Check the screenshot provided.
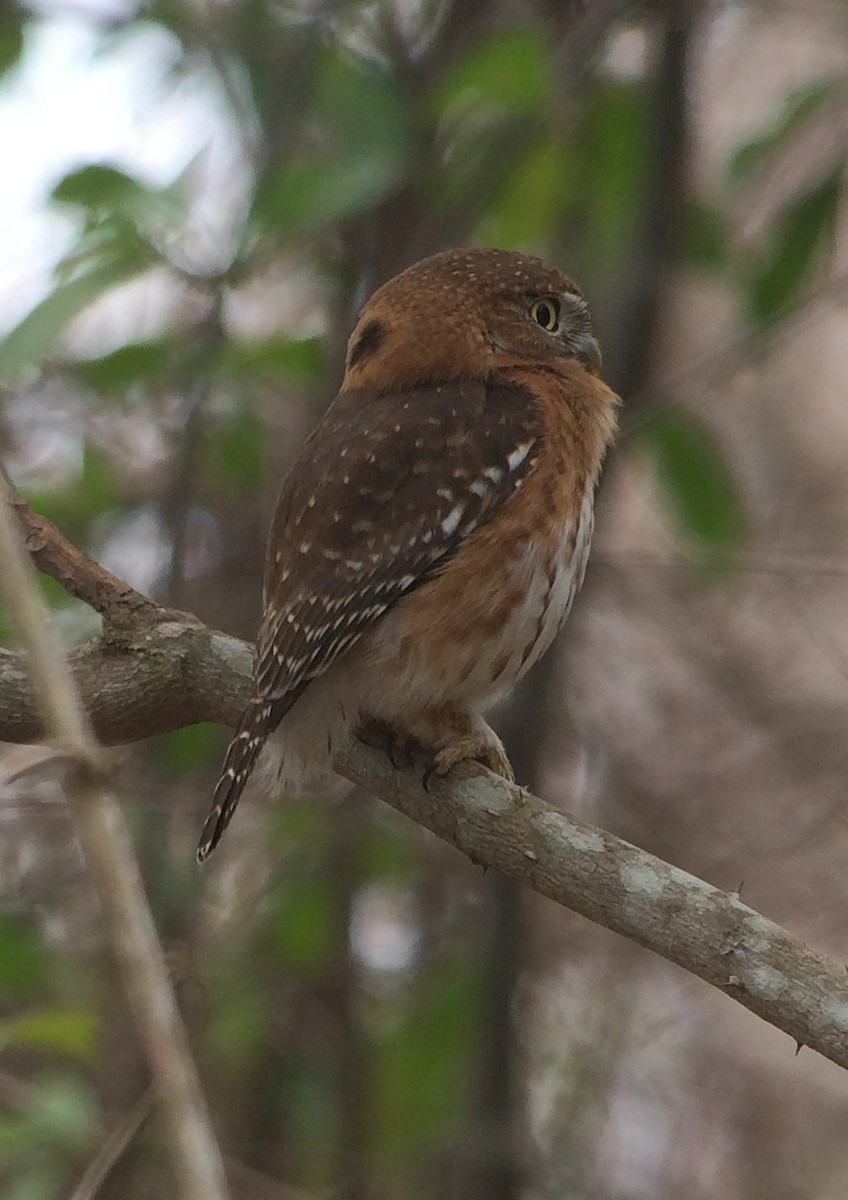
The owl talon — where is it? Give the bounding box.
[433,738,515,782]
[357,719,419,773]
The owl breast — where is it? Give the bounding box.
[261,476,595,795]
[492,479,595,692]
[361,474,595,712]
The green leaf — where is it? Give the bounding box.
[747,171,841,325]
[0,1077,98,1181]
[646,411,744,548]
[374,960,479,1162]
[360,822,417,882]
[51,163,182,228]
[75,339,173,396]
[0,914,52,994]
[53,164,145,209]
[206,986,267,1073]
[316,48,409,160]
[209,405,263,494]
[435,27,549,119]
[0,11,24,77]
[158,723,227,776]
[220,337,323,385]
[681,201,728,271]
[729,80,839,182]
[0,1011,97,1059]
[477,134,571,249]
[430,111,528,216]
[0,245,154,382]
[78,443,120,513]
[3,1164,65,1200]
[0,271,120,382]
[268,874,334,976]
[20,446,120,553]
[25,1076,99,1148]
[575,80,650,267]
[253,152,398,237]
[251,51,410,237]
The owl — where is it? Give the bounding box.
[198,248,618,860]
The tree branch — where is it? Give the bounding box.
[3,482,848,1074]
[0,624,251,745]
[337,745,848,1071]
[0,469,159,628]
[0,483,230,1200]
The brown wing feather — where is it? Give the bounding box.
[256,377,543,703]
[197,377,542,860]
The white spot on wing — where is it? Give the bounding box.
[441,504,465,537]
[507,441,534,472]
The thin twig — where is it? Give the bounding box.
[0,469,158,627]
[67,1088,154,1200]
[0,492,229,1200]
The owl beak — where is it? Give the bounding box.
[577,335,602,372]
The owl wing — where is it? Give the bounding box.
[197,376,543,860]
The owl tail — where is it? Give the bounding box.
[196,700,272,862]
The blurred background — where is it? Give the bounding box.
[2,0,848,1196]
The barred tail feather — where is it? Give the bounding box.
[196,701,272,862]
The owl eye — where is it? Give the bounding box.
[528,297,561,332]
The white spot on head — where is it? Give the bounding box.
[299,542,311,554]
[469,479,488,499]
[484,465,503,484]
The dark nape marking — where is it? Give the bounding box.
[348,320,386,369]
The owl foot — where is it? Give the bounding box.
[356,719,419,770]
[357,714,514,788]
[431,735,515,782]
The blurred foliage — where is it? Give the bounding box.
[0,7,23,78]
[645,411,744,549]
[746,169,842,325]
[251,49,412,237]
[3,0,848,1197]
